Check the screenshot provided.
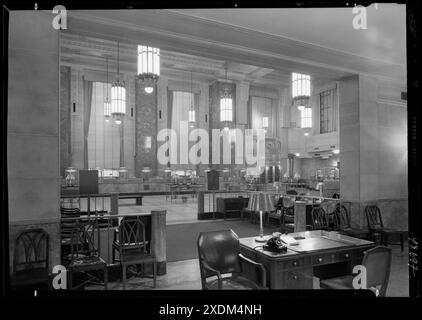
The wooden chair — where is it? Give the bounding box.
[320,246,392,297]
[311,207,329,230]
[279,196,295,233]
[67,219,108,290]
[113,216,157,289]
[11,228,50,290]
[333,205,370,239]
[266,196,284,227]
[365,205,405,252]
[60,207,81,265]
[197,229,267,290]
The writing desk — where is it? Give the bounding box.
[239,230,374,289]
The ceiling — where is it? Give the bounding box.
[171,4,406,66]
[62,5,407,88]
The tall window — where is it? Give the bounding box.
[299,107,312,128]
[320,87,337,133]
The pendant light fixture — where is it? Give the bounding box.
[137,45,160,94]
[188,71,195,128]
[220,62,232,131]
[111,41,126,125]
[104,56,111,122]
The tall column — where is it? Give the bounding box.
[339,74,379,228]
[7,11,60,272]
[135,81,158,177]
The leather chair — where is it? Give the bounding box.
[197,230,267,290]
[320,246,392,297]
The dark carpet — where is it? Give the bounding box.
[166,220,279,262]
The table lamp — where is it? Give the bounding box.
[249,192,274,242]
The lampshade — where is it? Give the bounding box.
[111,81,126,119]
[292,72,311,99]
[137,45,160,94]
[220,87,233,123]
[104,98,111,121]
[111,42,126,124]
[247,192,275,213]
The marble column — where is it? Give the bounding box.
[339,75,378,228]
[135,81,158,177]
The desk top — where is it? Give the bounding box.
[240,230,374,260]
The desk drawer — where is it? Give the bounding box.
[277,257,308,270]
[278,268,313,289]
[312,253,332,265]
[332,251,353,263]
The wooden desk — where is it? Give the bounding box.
[240,231,374,289]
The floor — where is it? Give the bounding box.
[85,195,409,296]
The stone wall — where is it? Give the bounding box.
[8,11,60,272]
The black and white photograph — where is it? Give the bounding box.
[2,0,420,310]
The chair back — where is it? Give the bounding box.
[197,230,241,281]
[68,219,100,259]
[365,205,384,229]
[118,216,147,253]
[334,205,351,230]
[282,206,295,217]
[362,246,392,297]
[311,207,329,230]
[61,207,81,238]
[13,228,49,274]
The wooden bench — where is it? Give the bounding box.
[118,193,143,205]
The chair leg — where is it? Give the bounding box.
[153,262,157,288]
[122,264,126,290]
[383,234,389,247]
[400,234,404,252]
[68,270,73,290]
[104,266,108,290]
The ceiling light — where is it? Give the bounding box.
[220,62,233,127]
[111,42,126,122]
[137,45,160,94]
